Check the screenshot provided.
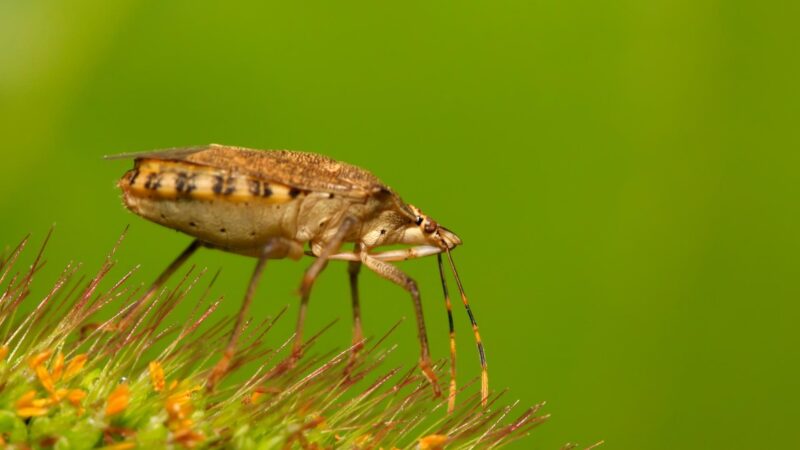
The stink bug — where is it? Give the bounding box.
[108,144,487,409]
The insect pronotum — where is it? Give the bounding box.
[108,144,488,409]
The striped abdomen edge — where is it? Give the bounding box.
[121,159,306,204]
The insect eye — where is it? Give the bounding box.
[415,216,423,225]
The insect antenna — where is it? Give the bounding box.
[445,247,489,407]
[437,253,457,414]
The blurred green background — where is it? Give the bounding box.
[1,1,797,448]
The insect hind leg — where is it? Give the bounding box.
[116,239,201,341]
[206,237,301,391]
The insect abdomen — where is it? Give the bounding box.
[119,159,309,254]
[121,159,305,203]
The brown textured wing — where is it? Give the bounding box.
[106,144,389,198]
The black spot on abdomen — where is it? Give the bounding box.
[249,180,261,196]
[175,172,188,194]
[223,176,236,195]
[212,175,224,194]
[144,172,160,190]
[128,169,140,186]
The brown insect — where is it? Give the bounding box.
[108,144,487,409]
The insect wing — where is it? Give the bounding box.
[103,146,208,162]
[106,144,384,199]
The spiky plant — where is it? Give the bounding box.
[0,229,570,449]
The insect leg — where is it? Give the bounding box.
[206,238,299,391]
[360,252,441,398]
[326,245,443,262]
[292,216,357,361]
[445,248,489,406]
[344,243,364,376]
[118,239,201,334]
[437,253,457,414]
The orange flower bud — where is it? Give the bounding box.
[16,390,37,408]
[28,349,52,369]
[419,434,448,450]
[149,361,165,392]
[63,354,88,381]
[17,406,49,418]
[35,365,55,393]
[51,352,65,381]
[106,383,130,417]
[67,389,87,407]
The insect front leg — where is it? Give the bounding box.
[360,252,442,398]
[326,245,444,262]
[206,237,302,391]
[291,216,357,362]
